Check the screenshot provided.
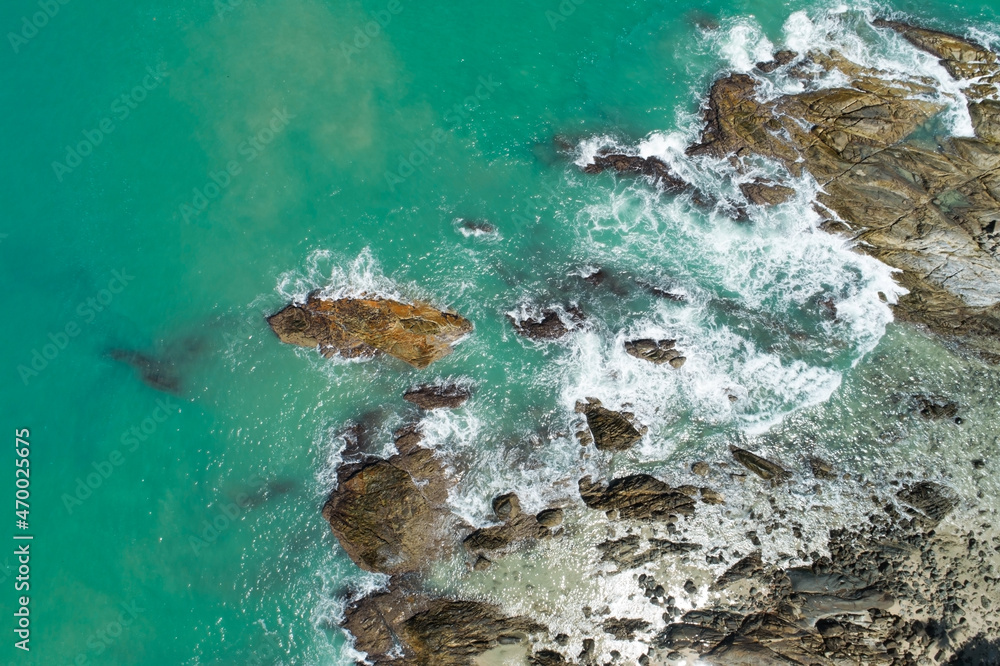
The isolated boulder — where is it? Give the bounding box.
[268,292,472,368]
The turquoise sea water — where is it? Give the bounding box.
[3,0,1000,663]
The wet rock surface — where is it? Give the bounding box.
[267,292,473,368]
[575,397,645,451]
[464,493,556,558]
[344,585,545,666]
[403,384,472,409]
[579,474,697,521]
[582,153,689,192]
[624,338,687,367]
[685,22,1000,357]
[730,446,791,483]
[321,433,456,575]
[508,306,585,340]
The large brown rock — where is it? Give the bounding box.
[685,27,1000,355]
[579,474,696,520]
[575,397,645,451]
[267,292,472,369]
[344,586,545,666]
[321,443,454,574]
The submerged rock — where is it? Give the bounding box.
[624,338,686,367]
[913,394,959,420]
[575,397,645,451]
[579,474,696,521]
[267,292,472,369]
[730,446,790,483]
[108,349,182,394]
[403,384,472,409]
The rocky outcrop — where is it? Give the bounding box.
[344,586,545,666]
[623,338,687,367]
[403,384,471,409]
[686,24,1000,356]
[321,435,455,575]
[507,306,585,340]
[463,493,557,558]
[896,481,956,525]
[579,474,697,521]
[730,446,790,483]
[739,179,796,206]
[574,397,646,451]
[583,153,689,192]
[267,292,473,368]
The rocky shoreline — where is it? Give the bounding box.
[264,17,1000,666]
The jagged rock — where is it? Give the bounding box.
[529,650,568,666]
[508,306,585,340]
[583,153,689,192]
[730,446,790,482]
[739,179,796,206]
[322,441,454,574]
[692,461,710,476]
[700,488,724,505]
[603,618,651,640]
[579,475,696,521]
[714,551,763,588]
[756,49,798,72]
[575,397,644,451]
[464,493,555,557]
[403,384,472,409]
[536,508,564,527]
[492,493,521,521]
[809,457,836,480]
[656,623,726,650]
[913,394,959,420]
[345,588,546,666]
[267,293,472,369]
[597,535,701,569]
[624,338,686,367]
[686,25,1000,356]
[897,481,956,524]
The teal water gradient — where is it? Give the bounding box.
[3,0,1000,663]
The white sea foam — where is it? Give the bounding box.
[276,247,407,304]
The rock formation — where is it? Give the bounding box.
[574,397,646,451]
[321,431,456,575]
[624,338,687,367]
[579,474,697,521]
[267,292,472,368]
[686,23,1000,357]
[403,384,472,409]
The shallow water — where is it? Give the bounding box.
[2,0,1000,663]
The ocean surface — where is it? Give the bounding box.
[2,0,1000,663]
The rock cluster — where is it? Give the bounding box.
[582,153,689,192]
[685,22,1000,356]
[463,492,560,561]
[267,292,473,368]
[623,338,686,367]
[579,474,697,521]
[508,306,586,340]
